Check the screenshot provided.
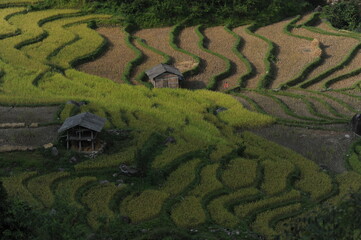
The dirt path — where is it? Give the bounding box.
[233,26,268,88]
[203,26,246,90]
[76,27,135,83]
[255,18,318,89]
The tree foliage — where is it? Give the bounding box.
[322,0,361,32]
[284,191,361,240]
[34,0,324,27]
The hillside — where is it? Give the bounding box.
[1,1,361,239]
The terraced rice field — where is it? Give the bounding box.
[2,4,361,239]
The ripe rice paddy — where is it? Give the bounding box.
[1,5,361,239]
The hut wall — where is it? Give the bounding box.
[154,73,180,88]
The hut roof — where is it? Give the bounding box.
[145,64,183,80]
[58,112,106,133]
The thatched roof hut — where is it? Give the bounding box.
[145,64,183,88]
[58,112,106,151]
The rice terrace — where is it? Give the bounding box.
[1,0,361,239]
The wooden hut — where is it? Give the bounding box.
[145,64,183,88]
[58,112,106,152]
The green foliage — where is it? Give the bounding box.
[170,196,206,228]
[285,192,361,240]
[221,158,258,189]
[322,0,361,32]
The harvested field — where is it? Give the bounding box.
[324,91,361,112]
[203,26,247,90]
[272,94,325,120]
[76,27,135,83]
[290,89,356,117]
[291,27,359,85]
[251,124,352,173]
[255,19,318,89]
[233,26,268,88]
[0,125,59,149]
[130,37,164,84]
[134,27,194,73]
[232,96,253,111]
[239,91,300,121]
[310,47,361,90]
[330,75,361,89]
[178,26,226,89]
[0,106,59,124]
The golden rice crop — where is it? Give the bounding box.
[82,183,123,229]
[234,190,301,218]
[255,19,318,89]
[1,171,40,207]
[0,7,25,36]
[120,189,169,223]
[188,163,223,199]
[26,171,70,208]
[55,176,97,208]
[261,159,295,195]
[161,158,202,195]
[207,187,260,227]
[242,131,334,201]
[50,22,109,69]
[327,171,361,205]
[251,203,301,237]
[170,196,206,227]
[23,14,109,62]
[221,158,258,189]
